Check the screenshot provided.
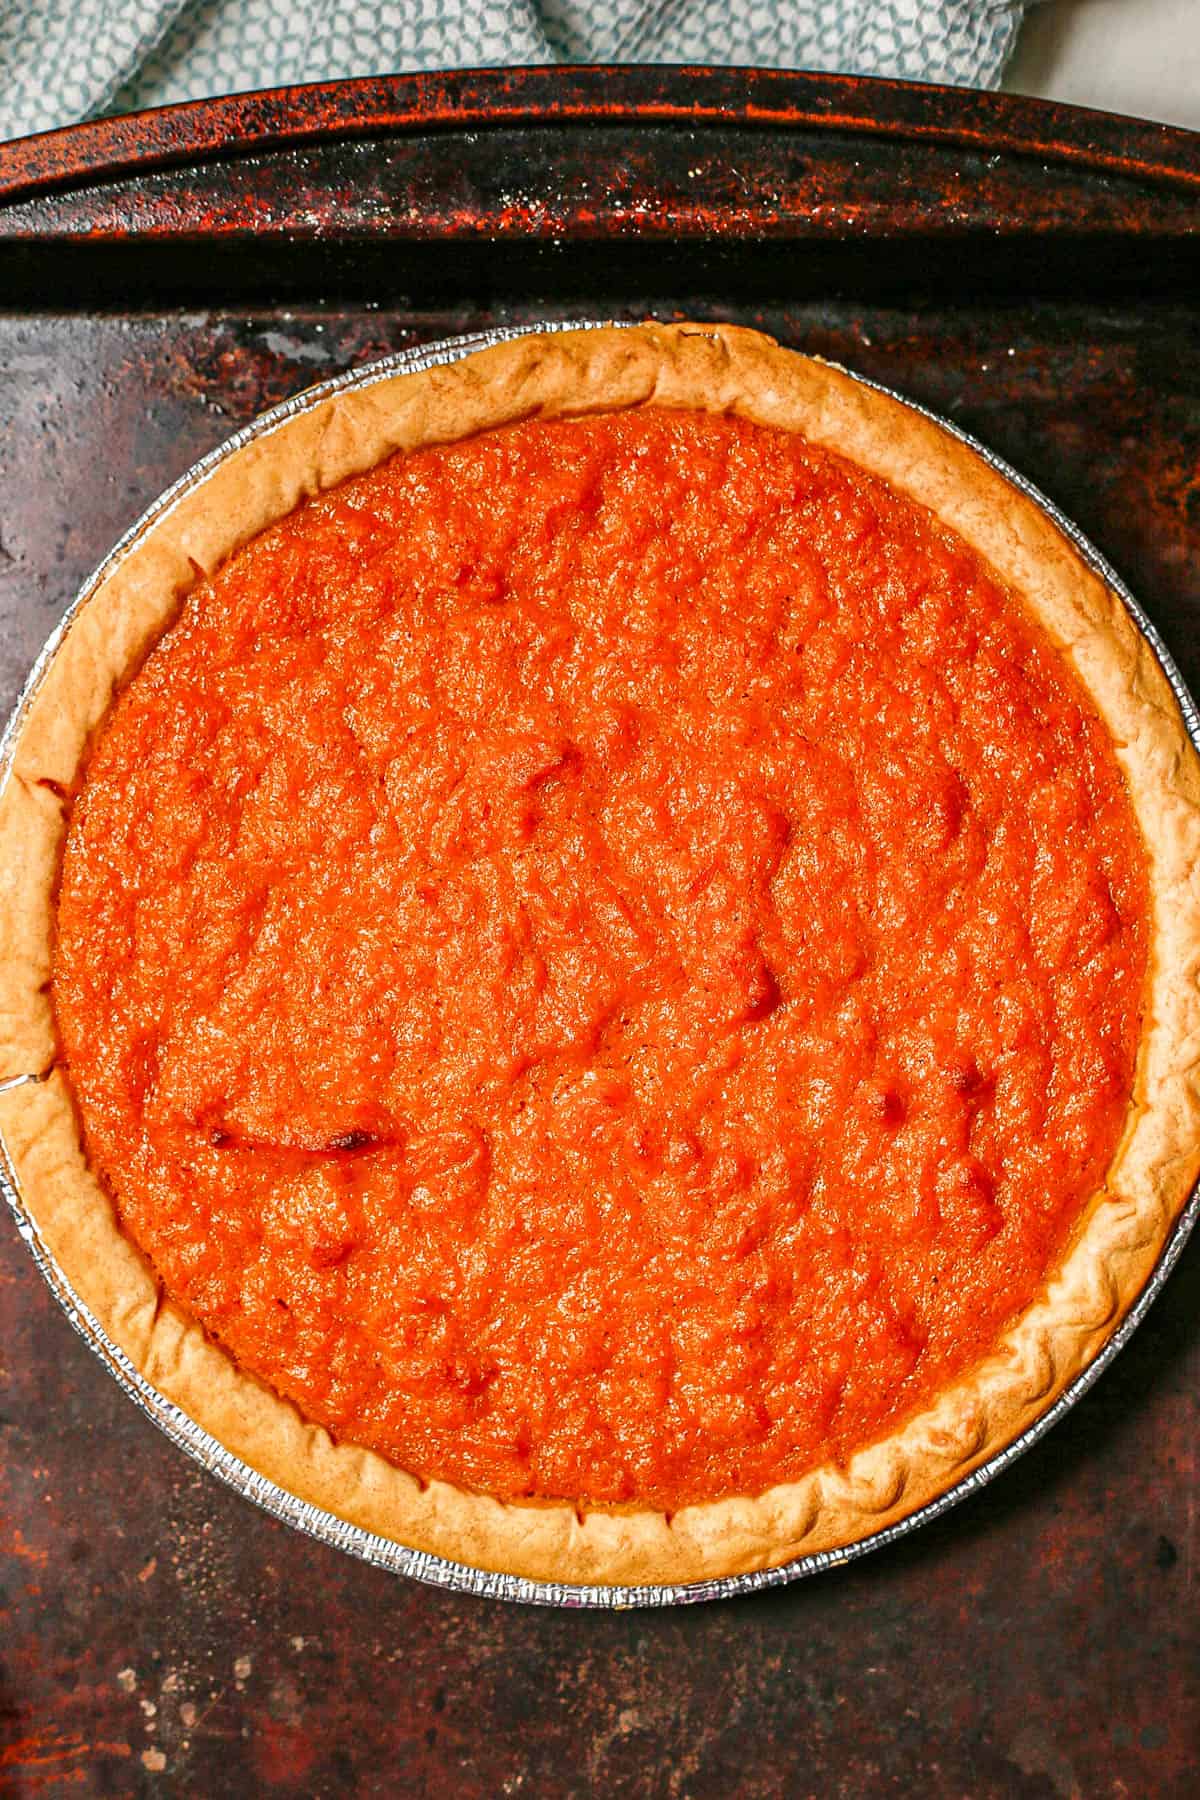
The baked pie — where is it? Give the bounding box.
[2,323,1198,1585]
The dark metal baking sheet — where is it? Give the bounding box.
[0,65,1197,1786]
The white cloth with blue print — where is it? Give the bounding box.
[0,0,1032,144]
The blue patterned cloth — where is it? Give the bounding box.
[0,1,1031,144]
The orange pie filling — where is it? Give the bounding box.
[54,409,1148,1512]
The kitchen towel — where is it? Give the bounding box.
[0,1,1032,143]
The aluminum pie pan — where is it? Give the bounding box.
[0,319,1196,1610]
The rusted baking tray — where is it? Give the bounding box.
[1,66,1198,1610]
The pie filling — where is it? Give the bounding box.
[54,408,1148,1511]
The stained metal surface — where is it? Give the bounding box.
[2,68,1198,309]
[0,70,1197,1796]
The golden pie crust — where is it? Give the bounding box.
[3,322,1199,1588]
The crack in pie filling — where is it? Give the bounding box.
[4,325,1200,1584]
